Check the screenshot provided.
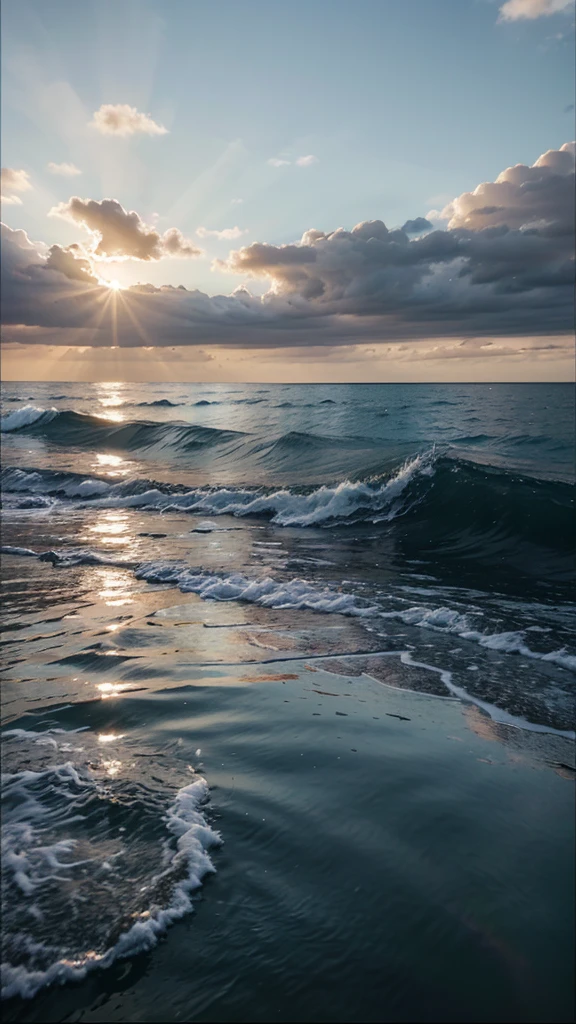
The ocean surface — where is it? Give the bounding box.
[1,382,574,1023]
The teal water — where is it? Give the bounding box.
[1,383,574,1022]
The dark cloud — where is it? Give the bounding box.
[1,143,574,352]
[401,217,433,235]
[44,244,99,283]
[49,197,202,260]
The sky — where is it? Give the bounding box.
[1,0,574,382]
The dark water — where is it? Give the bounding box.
[1,383,574,1022]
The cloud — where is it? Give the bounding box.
[498,0,573,20]
[268,155,319,168]
[196,225,247,240]
[90,103,168,137]
[402,217,433,235]
[440,141,574,231]
[231,198,243,205]
[47,162,82,176]
[49,197,201,260]
[1,168,32,204]
[44,244,99,283]
[2,143,574,354]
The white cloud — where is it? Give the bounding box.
[49,196,201,260]
[425,208,448,223]
[231,198,243,205]
[498,0,573,20]
[1,168,32,204]
[267,155,319,168]
[90,104,168,137]
[196,225,247,240]
[47,162,82,176]
[441,141,574,230]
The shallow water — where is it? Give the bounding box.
[1,383,574,1022]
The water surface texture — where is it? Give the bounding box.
[1,383,574,1023]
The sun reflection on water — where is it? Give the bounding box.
[96,682,133,699]
[95,567,133,603]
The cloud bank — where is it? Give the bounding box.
[90,104,168,136]
[2,143,574,359]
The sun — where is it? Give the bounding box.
[108,279,122,291]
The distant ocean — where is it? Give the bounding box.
[1,382,574,1023]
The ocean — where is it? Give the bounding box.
[1,382,574,1023]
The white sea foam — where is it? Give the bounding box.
[379,605,576,671]
[3,541,575,671]
[396,652,576,739]
[135,563,378,616]
[1,731,221,1000]
[2,451,432,526]
[118,451,433,526]
[0,406,57,432]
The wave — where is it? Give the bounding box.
[1,450,432,523]
[1,406,58,432]
[2,443,572,527]
[1,406,246,453]
[135,564,378,615]
[379,606,576,672]
[1,728,221,1000]
[2,451,573,579]
[134,399,183,408]
[3,544,575,678]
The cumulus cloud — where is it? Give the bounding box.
[90,103,168,137]
[1,168,32,204]
[196,225,247,240]
[498,0,573,20]
[47,162,82,176]
[402,217,433,235]
[440,142,574,232]
[2,142,574,353]
[49,197,201,260]
[296,155,319,167]
[268,158,290,167]
[44,244,99,283]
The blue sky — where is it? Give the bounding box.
[2,0,574,290]
[1,0,574,381]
